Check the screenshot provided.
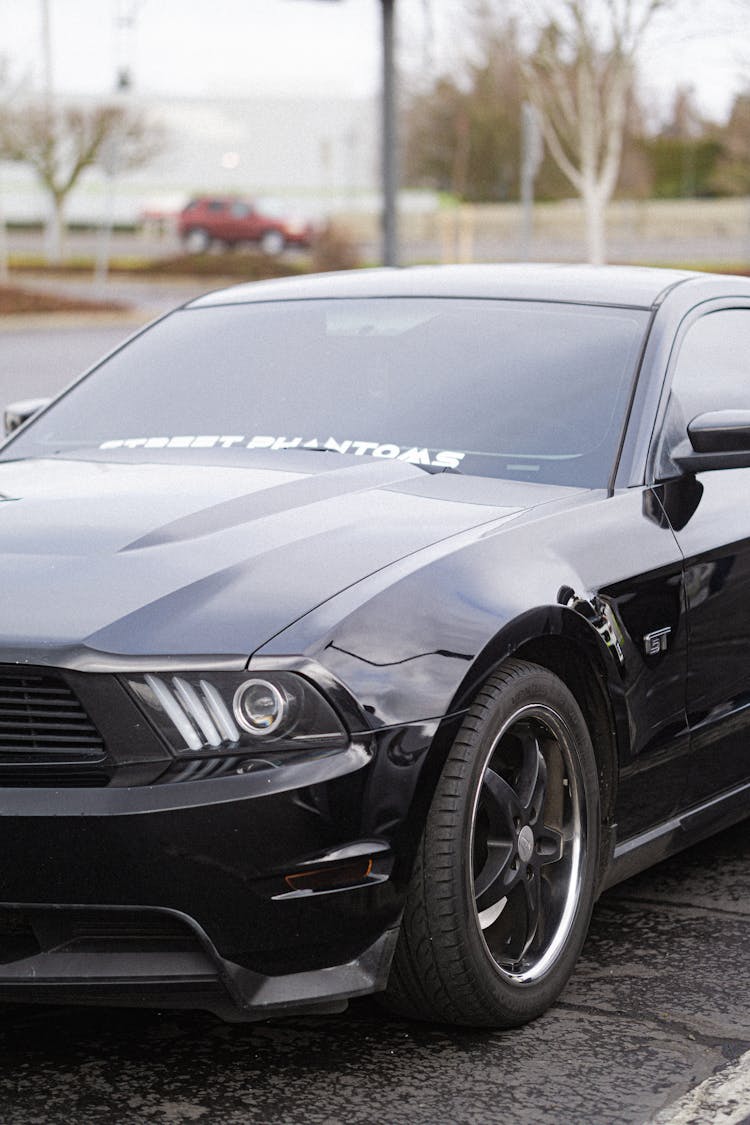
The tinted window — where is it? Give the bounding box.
[669,309,750,421]
[3,298,649,487]
[654,309,750,478]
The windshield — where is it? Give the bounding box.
[2,297,650,487]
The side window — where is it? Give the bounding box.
[655,309,750,477]
[671,309,750,420]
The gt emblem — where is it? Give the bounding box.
[644,627,671,656]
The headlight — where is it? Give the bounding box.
[125,671,347,755]
[233,679,287,735]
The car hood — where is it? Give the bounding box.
[0,455,576,661]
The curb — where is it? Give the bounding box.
[649,1049,750,1125]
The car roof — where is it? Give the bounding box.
[187,263,718,311]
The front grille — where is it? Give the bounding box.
[0,667,109,786]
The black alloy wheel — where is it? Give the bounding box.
[385,658,600,1027]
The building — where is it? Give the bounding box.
[0,93,379,227]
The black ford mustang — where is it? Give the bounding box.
[0,264,748,1028]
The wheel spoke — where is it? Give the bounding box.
[481,766,522,835]
[492,868,543,967]
[519,870,542,959]
[536,824,564,865]
[473,764,522,917]
[477,895,508,931]
[516,731,548,820]
[494,873,539,964]
[474,840,515,906]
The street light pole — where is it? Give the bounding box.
[381,0,397,267]
[292,0,399,267]
[40,0,53,107]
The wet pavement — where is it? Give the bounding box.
[0,821,746,1125]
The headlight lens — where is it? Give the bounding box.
[233,679,287,735]
[125,671,347,755]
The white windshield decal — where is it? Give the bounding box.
[98,435,466,470]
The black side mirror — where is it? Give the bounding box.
[673,410,750,473]
[4,398,51,437]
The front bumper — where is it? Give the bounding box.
[0,719,449,1020]
[0,904,399,1022]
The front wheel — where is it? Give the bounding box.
[385,659,600,1027]
[259,228,286,255]
[182,227,211,254]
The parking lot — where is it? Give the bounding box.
[0,316,748,1124]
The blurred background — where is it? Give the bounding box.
[0,0,749,316]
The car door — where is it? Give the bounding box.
[207,200,232,242]
[229,201,253,242]
[654,304,750,808]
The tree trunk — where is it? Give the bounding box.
[582,185,607,265]
[46,195,65,265]
[0,202,8,283]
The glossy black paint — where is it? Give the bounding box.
[669,468,750,806]
[688,409,750,453]
[0,264,749,1020]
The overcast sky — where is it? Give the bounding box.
[2,0,748,121]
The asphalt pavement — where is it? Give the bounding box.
[0,315,748,1124]
[0,281,196,406]
[0,322,142,406]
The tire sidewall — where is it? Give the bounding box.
[430,663,601,1024]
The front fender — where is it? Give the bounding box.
[258,543,624,735]
[446,601,623,717]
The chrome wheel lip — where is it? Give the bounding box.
[468,702,587,987]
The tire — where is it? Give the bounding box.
[183,227,211,254]
[385,658,600,1028]
[260,229,286,255]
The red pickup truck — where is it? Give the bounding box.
[178,197,314,254]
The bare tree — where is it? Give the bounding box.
[524,0,668,263]
[0,102,161,264]
[403,16,573,204]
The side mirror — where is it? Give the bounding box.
[673,410,750,473]
[4,398,51,436]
